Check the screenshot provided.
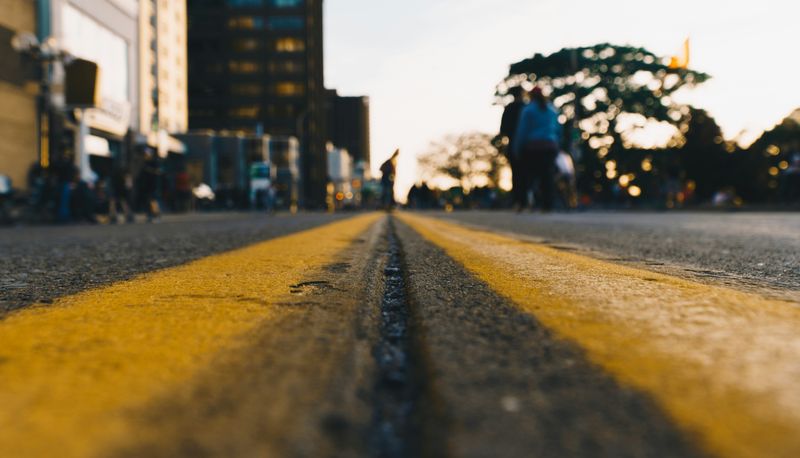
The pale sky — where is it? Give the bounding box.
[324,0,800,199]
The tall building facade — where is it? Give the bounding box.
[326,89,370,167]
[50,0,140,171]
[139,0,188,144]
[187,0,326,207]
[0,0,38,190]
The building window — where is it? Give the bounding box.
[275,37,305,52]
[275,104,297,116]
[203,62,224,75]
[227,16,264,29]
[230,83,264,96]
[232,38,260,52]
[267,16,304,30]
[228,60,261,74]
[275,82,305,97]
[271,0,303,7]
[268,60,303,74]
[190,109,214,117]
[227,0,264,6]
[229,106,260,118]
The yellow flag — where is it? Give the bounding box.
[669,37,691,69]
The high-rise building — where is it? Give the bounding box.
[325,89,370,166]
[187,0,326,207]
[140,0,189,148]
[0,0,38,190]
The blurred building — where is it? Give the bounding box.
[326,144,354,209]
[48,0,140,177]
[139,0,189,152]
[187,0,326,208]
[0,0,38,190]
[268,135,301,209]
[325,89,370,166]
[177,131,300,210]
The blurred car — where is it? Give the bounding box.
[192,183,215,210]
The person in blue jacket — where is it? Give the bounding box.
[512,86,562,211]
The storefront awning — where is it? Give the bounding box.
[85,135,110,157]
[141,131,187,157]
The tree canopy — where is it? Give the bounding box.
[418,132,507,192]
[496,43,713,202]
[498,43,710,153]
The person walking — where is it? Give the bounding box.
[499,86,526,206]
[110,168,134,223]
[512,86,562,212]
[380,149,399,211]
[139,150,162,223]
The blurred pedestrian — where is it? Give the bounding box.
[499,85,526,205]
[512,86,562,212]
[380,149,399,211]
[139,150,161,223]
[69,167,96,224]
[110,168,134,223]
[174,168,191,213]
[265,182,277,214]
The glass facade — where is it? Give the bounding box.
[226,0,304,7]
[227,16,265,29]
[188,0,326,206]
[267,17,303,30]
[275,37,305,52]
[232,38,261,52]
[228,60,261,74]
[275,82,305,97]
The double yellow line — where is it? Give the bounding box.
[2,212,798,458]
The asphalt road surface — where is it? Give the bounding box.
[438,210,800,298]
[0,212,351,314]
[0,210,798,458]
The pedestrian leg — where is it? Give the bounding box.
[514,153,533,210]
[534,149,558,212]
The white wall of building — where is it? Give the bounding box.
[52,0,139,134]
[156,0,187,134]
[140,0,187,140]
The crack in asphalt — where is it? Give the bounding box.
[369,219,446,458]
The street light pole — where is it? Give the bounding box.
[74,109,92,182]
[11,33,71,172]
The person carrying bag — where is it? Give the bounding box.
[512,86,562,212]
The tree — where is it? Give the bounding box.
[740,109,800,202]
[498,43,710,198]
[679,108,732,201]
[418,132,508,192]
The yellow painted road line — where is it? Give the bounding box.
[399,213,800,458]
[0,213,380,458]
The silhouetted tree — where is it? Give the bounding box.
[741,109,800,202]
[418,132,508,192]
[679,108,732,201]
[498,43,710,199]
